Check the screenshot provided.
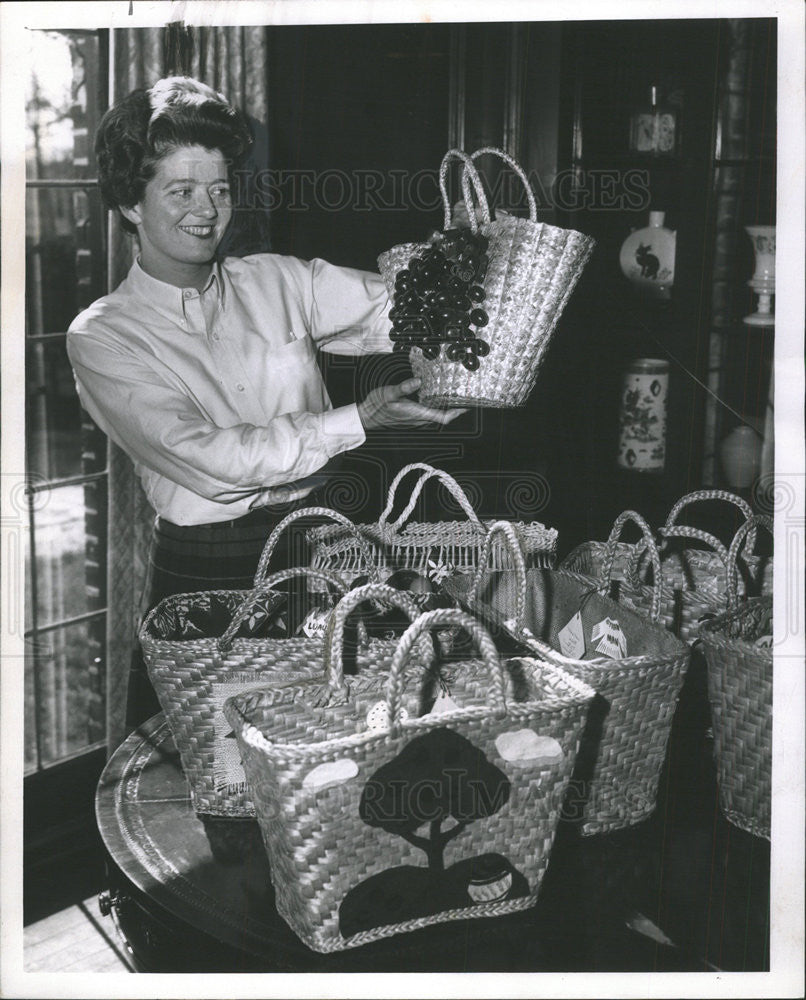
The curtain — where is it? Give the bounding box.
[105,24,270,753]
[701,19,776,488]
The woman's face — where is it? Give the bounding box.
[121,144,232,284]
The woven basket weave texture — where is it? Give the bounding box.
[443,518,691,836]
[377,147,594,409]
[224,608,594,952]
[697,598,772,839]
[562,490,773,642]
[307,463,557,590]
[696,515,774,840]
[140,573,428,816]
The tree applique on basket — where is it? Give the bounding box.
[338,726,529,938]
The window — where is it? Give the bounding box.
[25,29,109,774]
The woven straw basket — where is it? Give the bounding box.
[139,508,429,817]
[223,600,595,953]
[444,517,691,836]
[562,490,774,642]
[377,147,595,408]
[307,463,557,590]
[697,516,773,840]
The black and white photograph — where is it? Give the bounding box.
[1,0,803,996]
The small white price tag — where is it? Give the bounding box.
[429,693,461,715]
[558,612,585,659]
[591,617,628,659]
[299,606,331,639]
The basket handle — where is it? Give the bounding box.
[386,608,506,732]
[664,489,757,552]
[377,463,485,536]
[726,514,773,609]
[253,505,381,588]
[464,146,538,223]
[469,520,528,626]
[439,149,492,233]
[627,525,730,589]
[323,583,437,695]
[601,511,663,622]
[218,566,353,653]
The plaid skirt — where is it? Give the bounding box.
[128,497,316,732]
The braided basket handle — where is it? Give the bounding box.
[439,149,492,233]
[726,514,773,609]
[664,489,757,552]
[378,463,485,535]
[386,609,505,731]
[465,147,538,222]
[628,524,730,588]
[602,510,663,622]
[469,520,527,626]
[324,583,437,695]
[253,506,380,588]
[218,566,352,653]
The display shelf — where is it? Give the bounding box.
[535,18,775,528]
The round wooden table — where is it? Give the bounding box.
[95,715,556,973]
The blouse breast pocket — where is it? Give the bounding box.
[261,331,328,414]
[266,330,317,366]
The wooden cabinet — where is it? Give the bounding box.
[525,18,775,548]
[261,18,776,552]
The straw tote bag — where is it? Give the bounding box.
[139,508,425,816]
[307,462,557,590]
[443,516,691,835]
[563,490,773,641]
[697,515,774,840]
[377,147,595,408]
[223,595,595,952]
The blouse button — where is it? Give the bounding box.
[182,290,193,299]
[212,333,220,341]
[236,383,245,392]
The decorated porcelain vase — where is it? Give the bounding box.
[617,358,670,473]
[619,211,676,300]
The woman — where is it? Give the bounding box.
[67,76,464,727]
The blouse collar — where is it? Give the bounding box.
[127,257,222,316]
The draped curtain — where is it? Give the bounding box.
[701,19,776,488]
[105,24,270,753]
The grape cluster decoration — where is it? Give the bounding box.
[389,228,491,371]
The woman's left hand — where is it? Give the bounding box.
[357,378,468,431]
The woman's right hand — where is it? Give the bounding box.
[357,377,467,431]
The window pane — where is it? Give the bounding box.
[25,648,38,774]
[26,337,107,481]
[28,617,106,767]
[28,481,108,629]
[26,185,106,335]
[26,30,102,182]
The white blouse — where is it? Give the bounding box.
[67,253,392,525]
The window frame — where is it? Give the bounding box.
[24,28,110,867]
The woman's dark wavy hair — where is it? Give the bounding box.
[96,81,252,233]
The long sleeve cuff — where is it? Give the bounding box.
[320,403,366,454]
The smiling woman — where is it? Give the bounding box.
[120,145,233,289]
[65,76,464,729]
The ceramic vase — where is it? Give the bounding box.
[628,86,678,156]
[719,425,763,488]
[619,211,676,300]
[743,225,776,327]
[617,358,670,473]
